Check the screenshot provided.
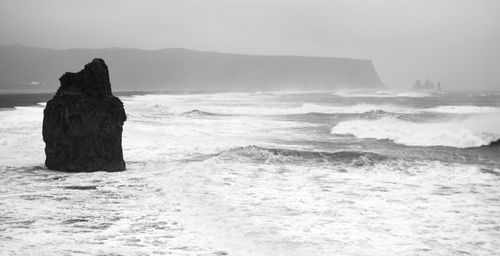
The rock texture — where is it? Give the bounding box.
[43,58,126,172]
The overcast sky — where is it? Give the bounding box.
[1,0,499,89]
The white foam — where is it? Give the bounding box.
[155,158,500,256]
[198,103,415,115]
[124,94,417,115]
[128,94,500,116]
[331,114,500,148]
[472,92,500,97]
[292,103,414,115]
[334,90,432,98]
[0,106,45,166]
[2,92,500,256]
[422,105,499,114]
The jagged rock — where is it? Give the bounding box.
[42,58,126,172]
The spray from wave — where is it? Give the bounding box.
[334,90,433,98]
[331,113,500,148]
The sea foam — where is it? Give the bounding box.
[331,114,500,148]
[422,105,499,114]
[334,90,433,98]
[2,91,500,256]
[134,101,416,116]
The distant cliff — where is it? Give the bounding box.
[0,45,384,92]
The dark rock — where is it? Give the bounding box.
[42,58,126,172]
[413,78,437,91]
[489,139,500,147]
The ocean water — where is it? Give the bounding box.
[1,90,500,256]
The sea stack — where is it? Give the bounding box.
[42,58,126,172]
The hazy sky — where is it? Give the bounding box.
[1,0,499,89]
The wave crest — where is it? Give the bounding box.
[331,115,500,148]
[172,103,416,116]
[180,109,219,117]
[214,146,388,166]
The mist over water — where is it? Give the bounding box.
[1,90,500,255]
[2,0,500,90]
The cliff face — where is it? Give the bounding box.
[43,58,126,172]
[0,45,384,91]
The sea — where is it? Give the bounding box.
[0,90,499,256]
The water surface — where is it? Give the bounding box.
[1,90,499,255]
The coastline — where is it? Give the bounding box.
[0,91,151,109]
[0,93,54,109]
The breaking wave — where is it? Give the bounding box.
[213,145,388,166]
[356,110,412,120]
[127,94,499,117]
[176,104,499,117]
[334,90,433,98]
[169,103,418,116]
[331,114,500,148]
[176,104,497,117]
[180,109,219,117]
[290,103,414,115]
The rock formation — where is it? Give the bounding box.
[413,78,440,91]
[0,45,384,91]
[42,58,126,172]
[489,139,500,147]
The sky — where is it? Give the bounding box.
[1,0,499,90]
